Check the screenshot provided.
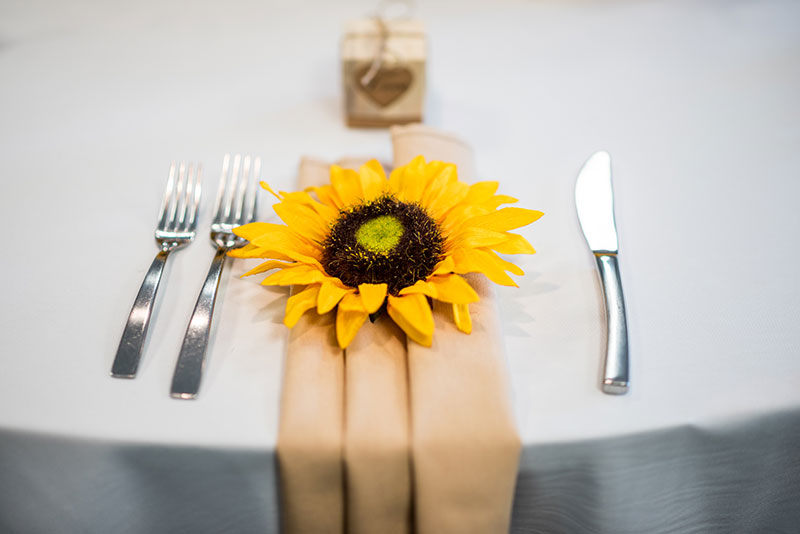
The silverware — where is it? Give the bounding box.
[111,162,203,378]
[170,154,260,399]
[575,151,630,395]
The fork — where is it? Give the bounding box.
[170,154,260,399]
[111,162,203,378]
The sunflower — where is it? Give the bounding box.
[230,156,542,348]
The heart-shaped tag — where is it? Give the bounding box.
[354,64,413,108]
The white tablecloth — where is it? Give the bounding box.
[1,0,799,532]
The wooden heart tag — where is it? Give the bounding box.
[354,64,413,108]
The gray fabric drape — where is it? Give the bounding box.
[2,408,799,533]
[511,408,800,534]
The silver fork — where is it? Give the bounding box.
[170,154,260,399]
[111,162,203,378]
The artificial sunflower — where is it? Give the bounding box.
[230,156,543,348]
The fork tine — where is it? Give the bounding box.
[176,162,194,230]
[187,164,202,232]
[213,154,231,224]
[233,155,251,225]
[157,162,177,230]
[244,156,261,224]
[223,154,242,224]
[168,162,187,230]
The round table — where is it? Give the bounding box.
[1,0,798,532]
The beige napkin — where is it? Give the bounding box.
[336,157,413,534]
[393,124,521,533]
[344,316,412,534]
[277,158,412,534]
[277,159,345,534]
[277,127,520,533]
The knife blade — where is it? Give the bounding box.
[575,151,629,395]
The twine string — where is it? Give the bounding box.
[359,0,414,88]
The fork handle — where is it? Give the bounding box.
[111,249,170,378]
[171,248,227,399]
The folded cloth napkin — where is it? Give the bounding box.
[333,157,414,534]
[345,315,412,534]
[277,159,346,534]
[276,126,521,534]
[393,125,521,533]
[277,157,412,534]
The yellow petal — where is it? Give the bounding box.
[336,292,368,348]
[359,160,387,201]
[307,184,344,210]
[441,203,492,236]
[481,194,518,210]
[387,166,403,196]
[252,245,322,267]
[262,264,326,286]
[387,293,434,347]
[421,162,457,208]
[228,243,280,259]
[432,256,456,275]
[388,155,427,202]
[279,191,339,223]
[358,283,388,313]
[452,227,510,249]
[486,249,525,276]
[452,303,472,334]
[451,248,518,287]
[284,285,320,328]
[272,202,329,243]
[317,281,352,314]
[233,222,282,241]
[230,233,321,265]
[251,227,321,259]
[241,259,293,277]
[465,207,543,233]
[259,181,282,200]
[462,181,498,204]
[427,274,480,304]
[338,291,366,312]
[277,191,311,203]
[428,180,469,220]
[398,279,438,298]
[330,165,363,205]
[491,233,536,255]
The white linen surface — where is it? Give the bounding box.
[1,0,799,532]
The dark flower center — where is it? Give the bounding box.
[320,195,444,295]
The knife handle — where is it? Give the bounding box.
[595,253,629,395]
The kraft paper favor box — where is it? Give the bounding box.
[342,18,426,128]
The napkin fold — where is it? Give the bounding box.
[276,127,520,534]
[393,125,521,533]
[278,158,412,534]
[277,159,345,534]
[335,158,413,534]
[344,316,412,534]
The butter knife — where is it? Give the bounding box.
[575,151,629,395]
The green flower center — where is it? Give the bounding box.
[321,195,444,295]
[355,215,404,254]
